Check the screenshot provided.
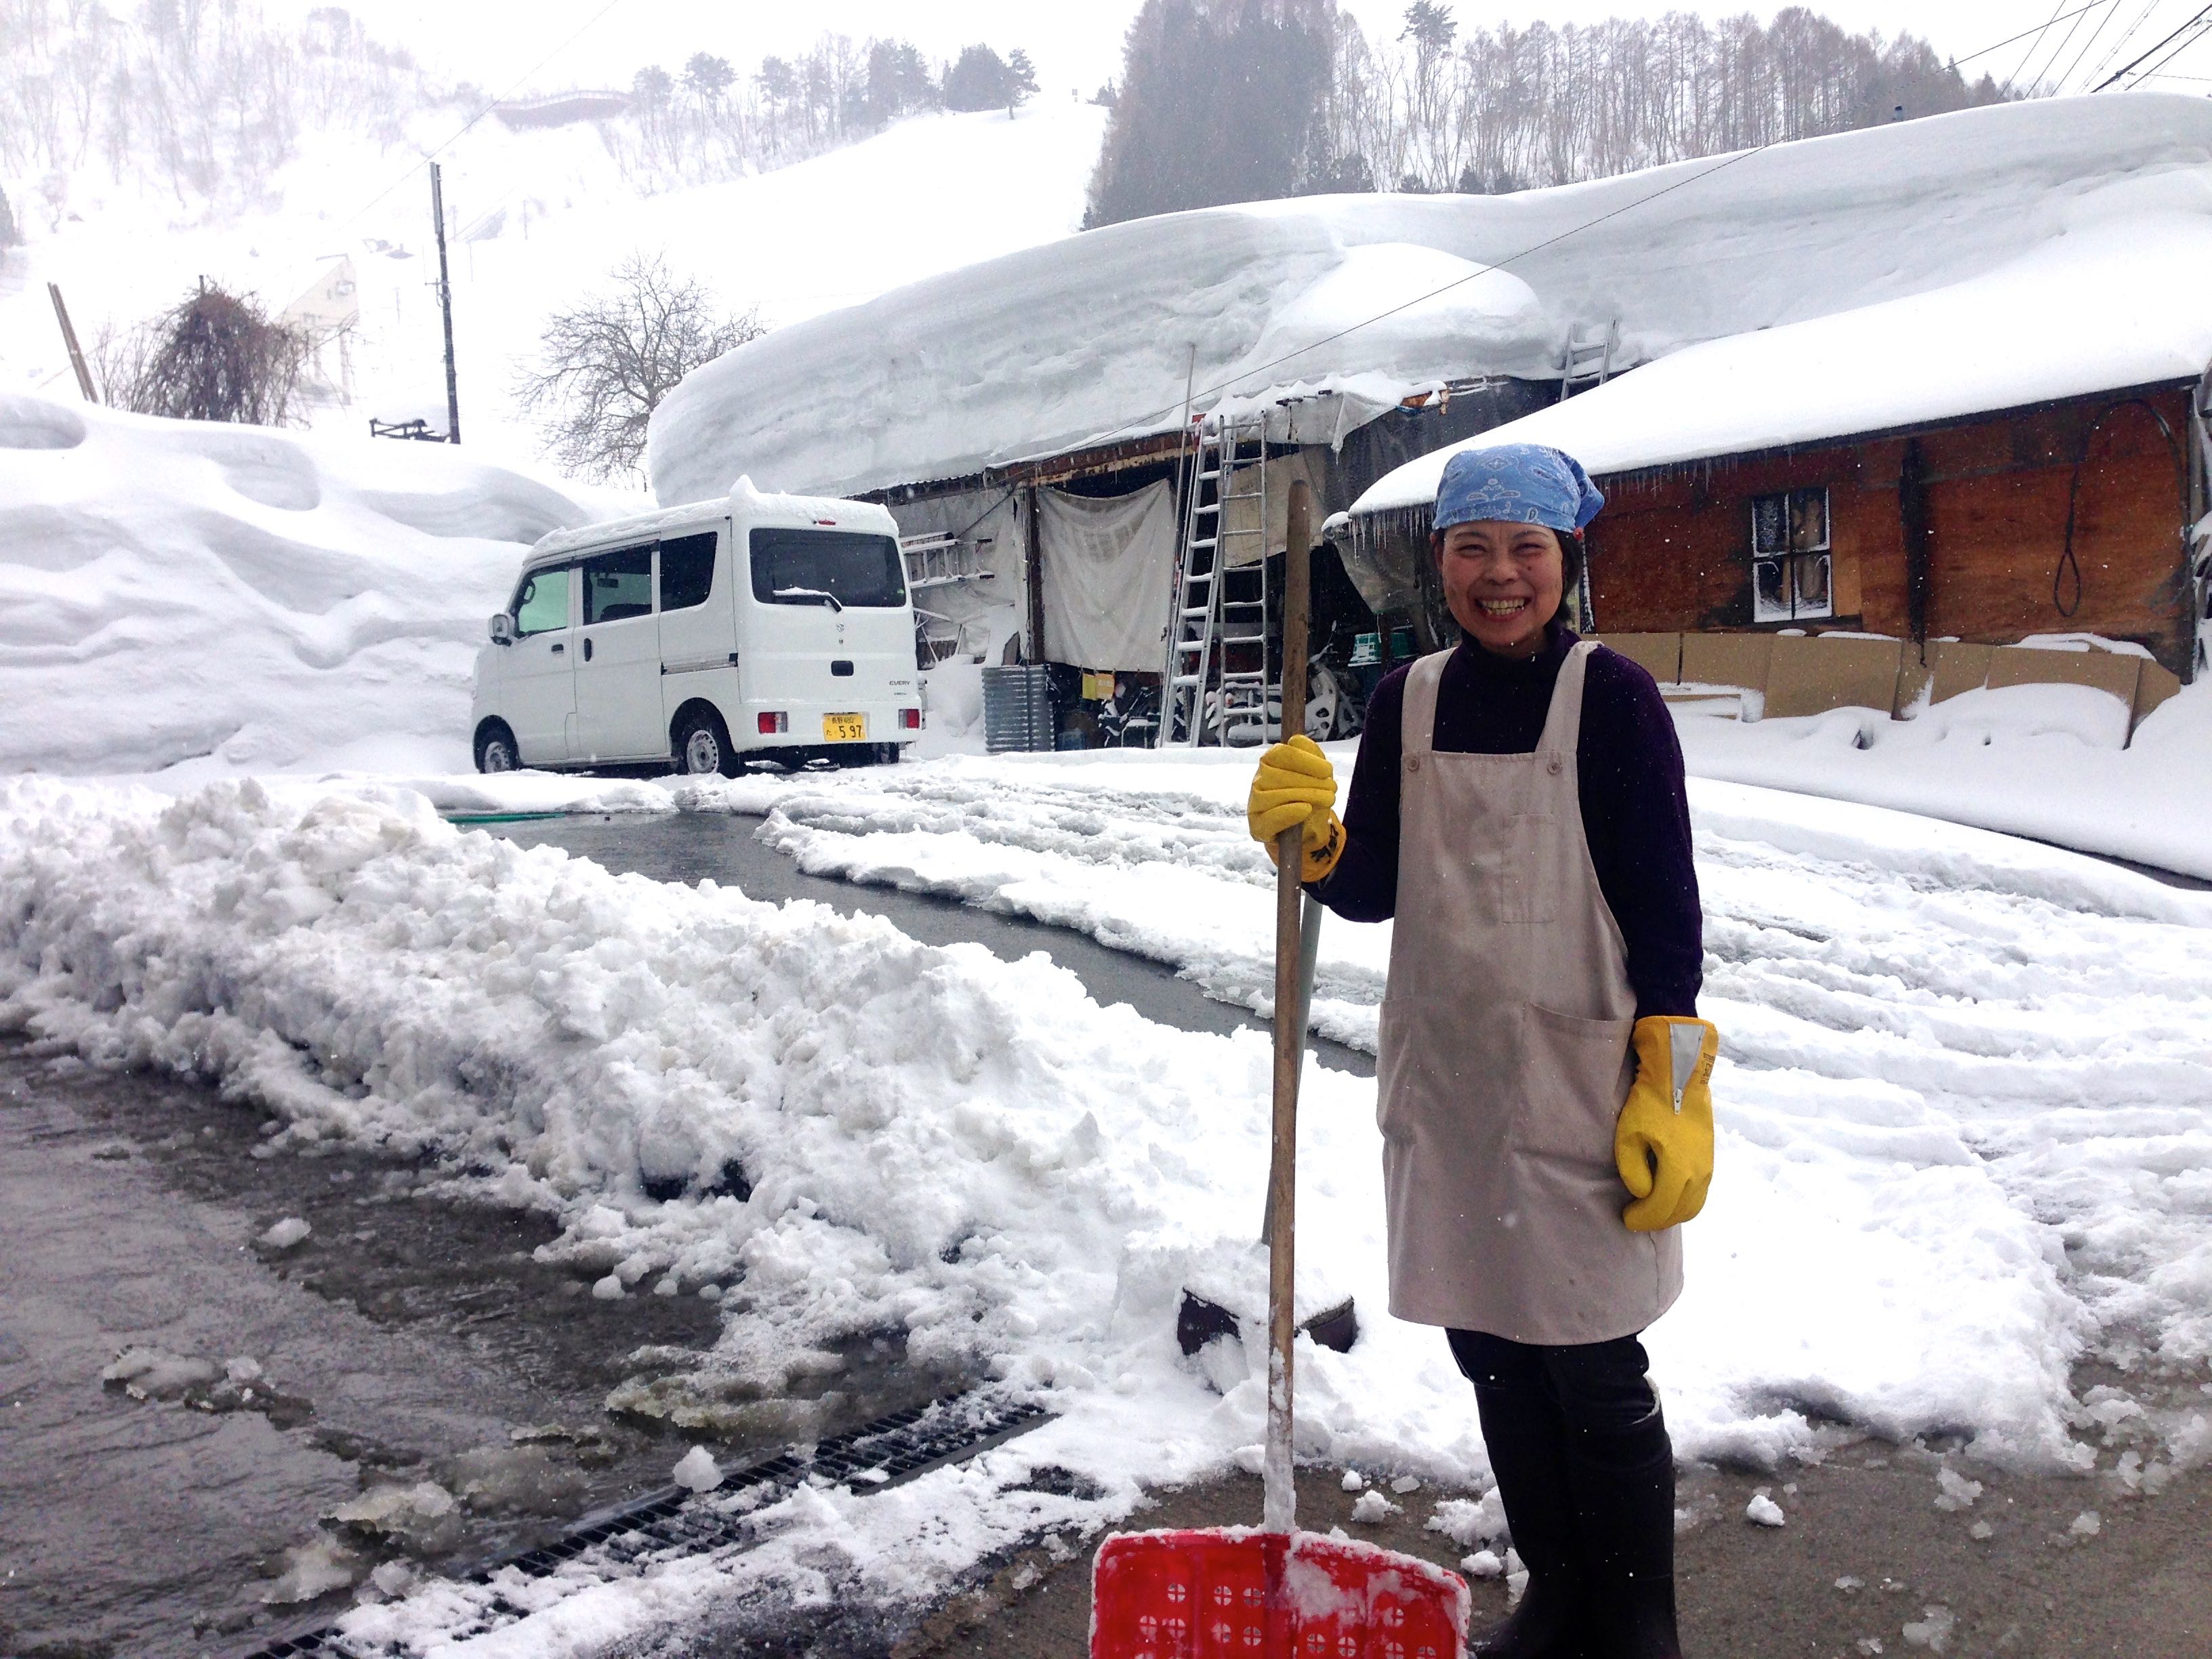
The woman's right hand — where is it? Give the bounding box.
[1248,735,1346,881]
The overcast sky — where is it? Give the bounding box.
[317,1,2212,105]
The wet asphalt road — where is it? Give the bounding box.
[2,810,1370,1659]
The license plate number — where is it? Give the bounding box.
[823,713,867,742]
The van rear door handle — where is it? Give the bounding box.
[583,637,594,662]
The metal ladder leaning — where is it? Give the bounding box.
[1162,411,1272,745]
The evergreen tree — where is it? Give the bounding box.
[1086,0,1337,228]
[1007,48,1040,110]
[942,44,1014,112]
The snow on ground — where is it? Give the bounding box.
[0,393,617,777]
[4,750,2209,1646]
[1671,681,2212,883]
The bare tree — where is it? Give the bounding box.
[515,253,764,483]
[98,280,311,423]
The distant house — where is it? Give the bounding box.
[653,95,2212,739]
[1347,112,2212,708]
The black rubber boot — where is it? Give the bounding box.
[1565,1401,1682,1659]
[1468,1379,1595,1659]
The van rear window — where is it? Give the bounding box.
[749,528,906,609]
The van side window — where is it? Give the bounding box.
[583,546,653,624]
[659,532,717,612]
[512,568,571,636]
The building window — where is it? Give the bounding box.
[1750,487,1834,622]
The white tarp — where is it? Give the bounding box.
[1038,481,1176,671]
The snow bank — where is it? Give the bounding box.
[1673,681,2212,882]
[602,756,2212,1461]
[653,95,2212,504]
[0,394,607,777]
[6,761,2209,1642]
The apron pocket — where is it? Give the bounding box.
[1514,1002,1635,1166]
[1496,813,1563,924]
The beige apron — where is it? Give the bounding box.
[1376,642,1681,1345]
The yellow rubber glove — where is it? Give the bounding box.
[1246,735,1347,883]
[1614,1015,1719,1233]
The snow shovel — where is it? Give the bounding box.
[1091,482,1470,1658]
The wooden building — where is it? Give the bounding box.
[1584,381,2200,678]
[1346,290,2212,696]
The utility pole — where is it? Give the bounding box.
[430,162,461,444]
[47,283,96,402]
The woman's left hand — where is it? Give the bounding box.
[1614,1016,1719,1231]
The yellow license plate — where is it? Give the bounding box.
[823,712,868,743]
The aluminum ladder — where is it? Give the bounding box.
[1162,411,1273,745]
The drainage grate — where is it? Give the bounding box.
[239,1389,1050,1659]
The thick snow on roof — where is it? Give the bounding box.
[653,95,2212,507]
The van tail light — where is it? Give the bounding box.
[899,708,922,731]
[758,711,787,735]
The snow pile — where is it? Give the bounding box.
[663,753,2212,1452]
[0,394,608,777]
[653,95,2212,504]
[1673,680,2212,882]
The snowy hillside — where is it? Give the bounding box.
[0,393,611,776]
[3,102,1106,478]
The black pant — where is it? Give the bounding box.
[1448,1328,1681,1658]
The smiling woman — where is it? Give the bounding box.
[1246,440,1711,1659]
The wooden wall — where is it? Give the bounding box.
[1585,384,2196,675]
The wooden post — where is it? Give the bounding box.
[1023,481,1045,665]
[1262,478,1313,1537]
[1900,437,1931,655]
[430,163,461,444]
[47,284,96,403]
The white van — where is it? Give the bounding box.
[471,478,921,776]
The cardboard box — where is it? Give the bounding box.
[1679,632,1776,692]
[1764,634,1905,720]
[1985,644,2143,707]
[1591,632,1682,684]
[2132,660,2182,735]
[1927,641,1995,704]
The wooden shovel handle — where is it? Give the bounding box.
[1263,480,1313,1535]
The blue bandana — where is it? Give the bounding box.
[1433,443,1604,537]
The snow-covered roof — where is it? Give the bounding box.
[652,95,2212,508]
[525,476,895,566]
[1352,173,2212,516]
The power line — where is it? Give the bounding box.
[2091,1,2212,88]
[2129,8,2212,77]
[2003,3,2074,95]
[1952,3,2108,66]
[2051,0,2128,91]
[2082,0,2165,83]
[2028,0,2114,91]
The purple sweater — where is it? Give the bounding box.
[1312,624,1703,1020]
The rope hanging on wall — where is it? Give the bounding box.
[2057,397,2184,619]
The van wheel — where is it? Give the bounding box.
[476,722,519,773]
[675,709,739,778]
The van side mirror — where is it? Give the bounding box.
[489,613,515,644]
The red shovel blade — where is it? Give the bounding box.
[1091,1526,1469,1658]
